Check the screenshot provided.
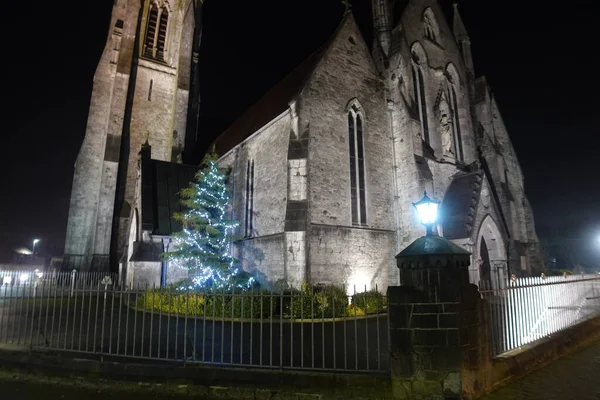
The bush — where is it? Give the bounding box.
[346,303,365,317]
[137,288,275,319]
[286,282,348,319]
[351,290,387,314]
[137,283,386,320]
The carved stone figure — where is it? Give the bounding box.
[439,98,454,156]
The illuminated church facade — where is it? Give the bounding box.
[64,0,543,291]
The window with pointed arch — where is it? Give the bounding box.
[446,64,464,161]
[423,8,440,44]
[347,103,367,225]
[144,1,169,61]
[412,64,430,144]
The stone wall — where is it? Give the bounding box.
[129,260,162,289]
[64,0,200,270]
[219,114,290,239]
[219,114,291,284]
[299,16,393,231]
[236,234,286,286]
[474,80,543,274]
[460,289,600,399]
[309,225,396,292]
[64,1,137,265]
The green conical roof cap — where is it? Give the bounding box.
[396,235,470,259]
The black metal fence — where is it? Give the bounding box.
[0,272,389,373]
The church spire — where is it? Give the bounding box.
[452,2,468,40]
[452,2,474,77]
[372,0,391,57]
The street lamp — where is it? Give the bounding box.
[413,192,440,236]
[32,238,40,255]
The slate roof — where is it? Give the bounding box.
[141,155,198,236]
[440,171,483,240]
[211,14,353,157]
[210,49,325,156]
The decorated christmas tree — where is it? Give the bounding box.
[164,149,255,290]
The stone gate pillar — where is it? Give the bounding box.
[387,235,474,399]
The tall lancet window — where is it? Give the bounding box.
[144,2,169,61]
[156,9,169,60]
[244,160,254,237]
[144,4,159,58]
[450,87,463,160]
[412,65,430,144]
[348,104,367,225]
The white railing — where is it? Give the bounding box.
[480,274,600,356]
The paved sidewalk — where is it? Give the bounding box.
[483,340,600,400]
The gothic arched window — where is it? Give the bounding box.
[144,4,159,58]
[348,103,367,225]
[144,2,169,61]
[412,65,430,144]
[156,9,169,60]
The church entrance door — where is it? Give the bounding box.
[479,238,492,284]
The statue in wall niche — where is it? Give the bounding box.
[439,97,454,157]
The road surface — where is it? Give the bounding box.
[483,339,600,400]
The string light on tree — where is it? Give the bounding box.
[163,149,255,290]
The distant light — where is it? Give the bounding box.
[20,273,30,282]
[34,269,43,278]
[15,247,33,255]
[2,276,11,286]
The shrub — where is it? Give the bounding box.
[346,303,365,317]
[137,288,275,319]
[351,290,387,314]
[137,283,386,320]
[286,282,348,319]
[203,290,275,318]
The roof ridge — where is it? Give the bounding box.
[211,14,352,157]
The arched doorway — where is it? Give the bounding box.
[479,238,492,283]
[476,215,507,288]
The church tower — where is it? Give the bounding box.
[64,0,203,271]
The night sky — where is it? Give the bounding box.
[1,0,598,263]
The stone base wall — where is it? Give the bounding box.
[461,294,600,399]
[237,234,286,286]
[129,261,162,289]
[308,224,396,293]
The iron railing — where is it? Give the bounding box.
[480,274,600,356]
[0,273,389,373]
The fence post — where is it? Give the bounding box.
[388,235,473,400]
[70,269,76,298]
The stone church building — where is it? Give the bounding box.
[64,0,543,291]
[63,0,202,272]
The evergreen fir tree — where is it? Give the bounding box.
[164,150,255,290]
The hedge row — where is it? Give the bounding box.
[136,283,387,319]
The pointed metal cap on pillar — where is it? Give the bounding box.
[395,235,471,270]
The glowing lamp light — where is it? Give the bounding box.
[2,276,11,286]
[413,192,440,236]
[20,273,30,283]
[32,238,40,254]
